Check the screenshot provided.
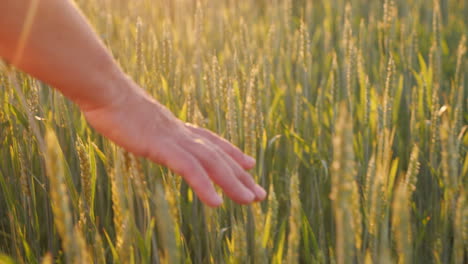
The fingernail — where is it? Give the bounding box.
[254,184,267,200]
[245,155,256,166]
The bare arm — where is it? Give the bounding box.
[0,0,126,109]
[0,0,266,207]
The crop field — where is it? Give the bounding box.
[0,0,467,263]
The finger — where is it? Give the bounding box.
[184,137,256,204]
[147,142,223,207]
[186,124,256,170]
[186,125,266,201]
[219,152,267,201]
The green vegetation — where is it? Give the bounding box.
[0,0,467,263]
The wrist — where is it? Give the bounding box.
[77,64,144,112]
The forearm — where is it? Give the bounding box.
[0,0,131,110]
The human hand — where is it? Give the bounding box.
[0,0,266,207]
[82,81,267,207]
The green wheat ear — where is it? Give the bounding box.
[331,102,362,264]
[404,145,420,194]
[76,137,92,210]
[286,169,301,264]
[392,183,413,264]
[45,128,89,263]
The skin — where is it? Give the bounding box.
[0,0,267,207]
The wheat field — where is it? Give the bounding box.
[0,0,467,263]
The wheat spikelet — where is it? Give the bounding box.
[369,129,395,258]
[133,157,150,208]
[243,66,258,157]
[111,153,125,230]
[364,155,376,209]
[17,148,31,208]
[262,183,278,257]
[184,75,196,123]
[210,56,222,128]
[392,183,412,264]
[152,179,179,264]
[404,145,420,194]
[252,201,266,263]
[382,0,393,28]
[377,101,384,135]
[26,78,39,116]
[430,0,442,83]
[237,18,251,64]
[429,2,443,162]
[439,114,460,263]
[220,73,228,115]
[135,17,143,74]
[343,3,355,114]
[297,19,310,99]
[76,138,92,210]
[110,150,132,262]
[123,151,150,225]
[316,86,325,153]
[163,175,181,229]
[210,56,220,98]
[429,86,441,168]
[204,203,219,260]
[263,25,275,107]
[226,78,238,144]
[409,79,418,142]
[382,0,396,50]
[76,198,88,240]
[44,129,78,263]
[161,25,173,80]
[293,83,303,132]
[357,49,370,126]
[45,129,73,252]
[330,103,362,263]
[149,30,159,78]
[440,111,459,262]
[440,114,459,191]
[286,170,301,264]
[383,56,395,131]
[231,218,247,263]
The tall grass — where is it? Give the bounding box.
[0,0,466,263]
